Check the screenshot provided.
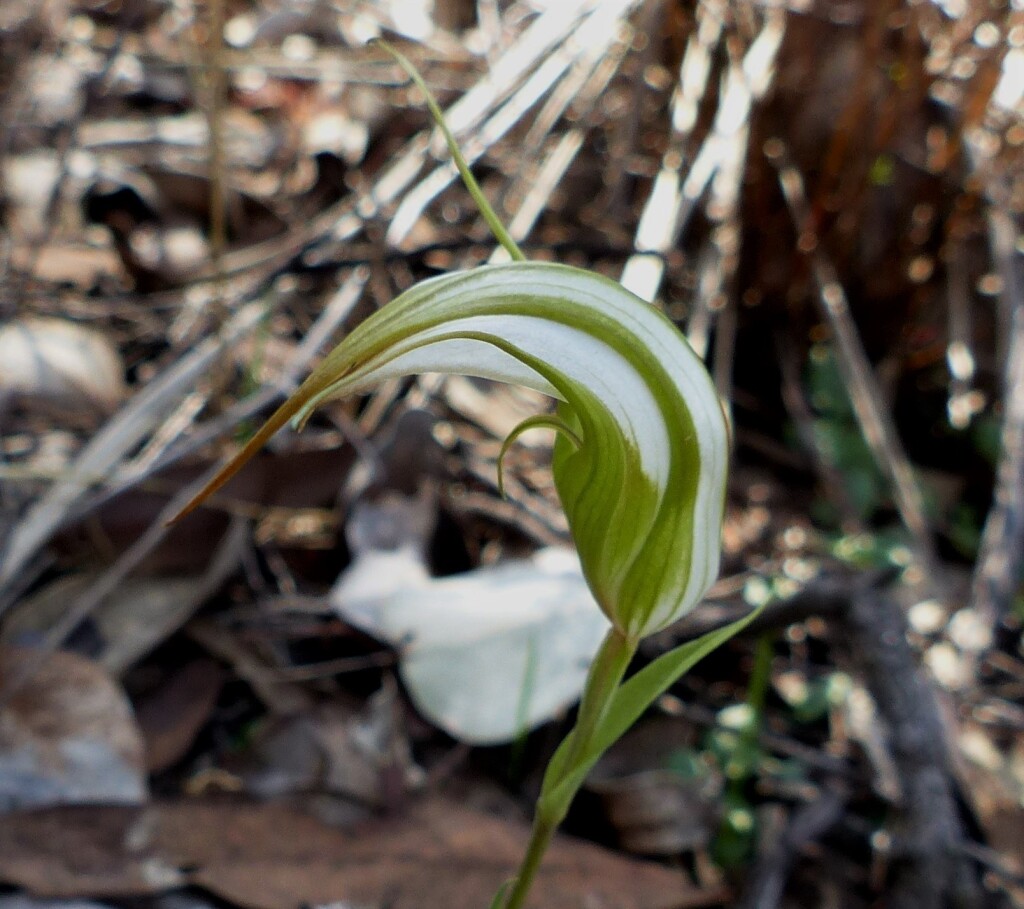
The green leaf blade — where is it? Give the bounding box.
[540,607,764,814]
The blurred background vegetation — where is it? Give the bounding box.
[0,1,1022,908]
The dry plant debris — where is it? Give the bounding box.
[0,1,1023,908]
[0,797,721,909]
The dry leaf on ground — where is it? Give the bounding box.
[0,796,725,909]
[0,647,146,813]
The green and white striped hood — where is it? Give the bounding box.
[183,261,728,641]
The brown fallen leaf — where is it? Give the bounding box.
[0,317,127,417]
[0,796,728,909]
[0,647,147,813]
[188,796,726,909]
[135,659,226,773]
[0,805,182,896]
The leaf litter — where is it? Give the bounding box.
[0,1,1023,908]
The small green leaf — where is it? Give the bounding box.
[596,608,763,756]
[489,879,514,909]
[539,607,763,817]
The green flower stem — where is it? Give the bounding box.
[377,40,526,263]
[502,627,637,909]
[564,628,637,773]
[500,814,557,909]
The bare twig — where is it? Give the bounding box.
[386,0,641,248]
[841,587,982,909]
[54,269,369,532]
[620,0,727,300]
[489,24,628,263]
[662,570,986,907]
[621,6,785,303]
[737,791,847,909]
[37,468,243,657]
[0,301,268,610]
[967,207,1024,640]
[187,616,311,714]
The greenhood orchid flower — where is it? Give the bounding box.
[179,261,728,642]
[172,43,753,909]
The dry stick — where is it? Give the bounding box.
[842,587,982,909]
[385,0,640,248]
[0,483,248,709]
[38,470,245,656]
[711,239,739,420]
[378,40,523,262]
[621,7,785,303]
[519,26,625,157]
[69,268,371,527]
[688,32,757,397]
[450,486,568,548]
[136,270,370,476]
[489,22,628,264]
[667,573,984,908]
[620,0,727,301]
[599,0,660,222]
[428,0,603,138]
[0,301,268,612]
[205,0,228,321]
[703,37,756,424]
[770,143,940,576]
[658,568,892,643]
[967,208,1024,638]
[487,130,583,266]
[736,790,847,909]
[187,616,311,715]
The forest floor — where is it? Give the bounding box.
[0,1,1023,908]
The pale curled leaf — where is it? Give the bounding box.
[175,262,728,640]
[331,544,609,745]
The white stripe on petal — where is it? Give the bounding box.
[333,310,674,494]
[438,315,672,493]
[331,336,561,400]
[357,265,726,633]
